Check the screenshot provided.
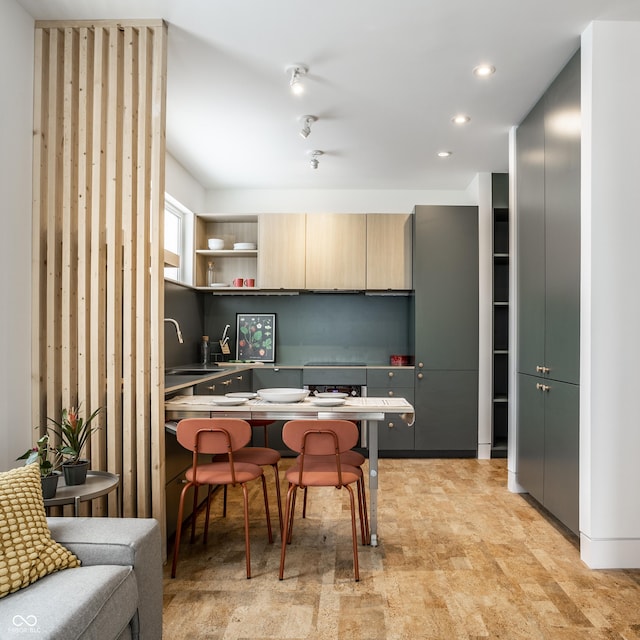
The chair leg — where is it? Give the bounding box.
[302,486,308,518]
[171,481,193,578]
[271,463,283,535]
[346,484,360,582]
[261,474,274,544]
[287,487,298,544]
[190,484,199,544]
[357,476,370,545]
[203,484,213,544]
[241,483,252,579]
[223,484,228,518]
[279,483,297,580]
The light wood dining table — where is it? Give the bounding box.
[165,395,415,546]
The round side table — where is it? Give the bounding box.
[43,470,120,516]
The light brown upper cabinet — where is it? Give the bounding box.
[305,214,366,290]
[366,213,413,290]
[258,213,306,289]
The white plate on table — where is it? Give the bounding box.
[310,397,346,407]
[314,392,349,399]
[226,392,257,399]
[209,396,247,406]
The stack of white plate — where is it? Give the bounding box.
[233,242,257,250]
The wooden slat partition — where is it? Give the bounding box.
[32,20,167,542]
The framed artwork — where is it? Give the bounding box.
[236,313,276,362]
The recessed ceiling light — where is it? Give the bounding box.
[437,151,452,158]
[452,114,470,125]
[473,64,495,78]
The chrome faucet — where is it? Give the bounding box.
[164,318,184,344]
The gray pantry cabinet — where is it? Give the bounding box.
[516,50,580,534]
[412,205,479,455]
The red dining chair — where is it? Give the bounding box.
[171,418,273,579]
[279,419,363,581]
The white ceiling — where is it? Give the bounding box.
[15,0,640,191]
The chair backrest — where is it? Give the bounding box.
[282,420,359,456]
[176,418,251,455]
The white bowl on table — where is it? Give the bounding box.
[257,388,309,403]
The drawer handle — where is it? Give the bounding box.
[206,385,216,391]
[387,390,394,397]
[536,383,550,392]
[417,362,424,369]
[536,365,550,374]
[388,371,394,378]
[235,375,243,381]
[222,380,232,386]
[417,372,424,380]
[387,422,395,429]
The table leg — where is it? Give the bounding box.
[368,419,379,546]
[74,495,81,517]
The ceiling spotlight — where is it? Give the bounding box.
[286,64,308,95]
[452,114,470,125]
[299,115,317,139]
[473,64,495,77]
[308,149,324,169]
[437,151,452,158]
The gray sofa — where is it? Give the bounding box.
[0,517,162,640]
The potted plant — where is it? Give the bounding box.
[46,405,102,486]
[16,434,62,499]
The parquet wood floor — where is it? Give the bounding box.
[163,458,640,639]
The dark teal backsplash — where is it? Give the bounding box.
[164,282,412,366]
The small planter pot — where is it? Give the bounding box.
[62,459,90,486]
[41,472,60,499]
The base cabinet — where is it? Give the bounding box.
[517,374,579,534]
[413,370,478,454]
[367,368,414,451]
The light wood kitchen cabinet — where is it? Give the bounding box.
[305,214,366,290]
[366,214,412,290]
[258,213,306,289]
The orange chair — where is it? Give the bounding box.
[301,448,369,545]
[279,419,363,581]
[171,418,273,579]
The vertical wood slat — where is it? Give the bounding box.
[105,25,124,515]
[150,22,168,551]
[32,20,167,528]
[32,28,48,433]
[136,28,152,518]
[122,26,138,517]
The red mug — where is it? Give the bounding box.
[244,278,255,287]
[232,278,244,287]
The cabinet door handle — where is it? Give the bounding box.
[387,390,394,397]
[221,380,232,386]
[206,385,216,391]
[417,372,424,380]
[235,375,243,381]
[536,365,550,374]
[388,371,394,378]
[417,362,424,369]
[536,383,550,392]
[387,422,395,429]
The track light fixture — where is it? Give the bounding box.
[308,149,324,169]
[298,115,317,139]
[286,64,308,95]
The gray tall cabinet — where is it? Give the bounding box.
[516,51,580,534]
[413,205,479,455]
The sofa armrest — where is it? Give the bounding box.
[47,517,162,640]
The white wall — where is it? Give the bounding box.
[580,20,640,568]
[203,186,477,214]
[0,1,34,471]
[166,152,206,213]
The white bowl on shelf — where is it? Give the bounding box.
[233,242,256,250]
[208,238,225,250]
[257,388,309,403]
